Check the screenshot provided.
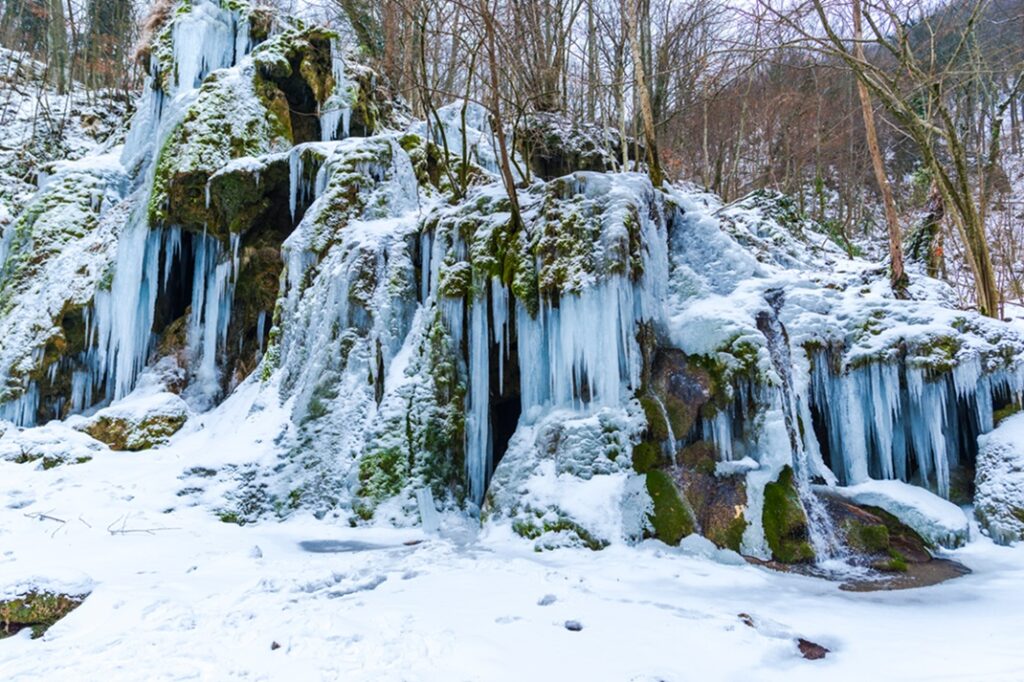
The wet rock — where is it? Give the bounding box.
[676,441,748,552]
[645,348,714,443]
[797,638,829,660]
[762,466,814,564]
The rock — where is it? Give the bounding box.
[564,620,583,632]
[515,112,631,180]
[828,480,969,549]
[646,348,714,443]
[645,469,696,546]
[0,591,86,639]
[762,467,814,564]
[78,390,189,451]
[0,421,104,468]
[677,441,748,552]
[819,494,932,571]
[797,638,829,660]
[975,413,1024,544]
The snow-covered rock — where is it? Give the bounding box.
[975,413,1024,545]
[828,480,969,549]
[74,390,189,452]
[0,420,106,469]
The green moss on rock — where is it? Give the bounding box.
[631,441,659,474]
[84,412,188,451]
[645,470,696,545]
[1,591,85,639]
[762,466,814,564]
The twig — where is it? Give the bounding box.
[106,514,179,536]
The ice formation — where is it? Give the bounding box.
[0,0,1022,561]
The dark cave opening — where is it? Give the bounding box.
[487,291,522,482]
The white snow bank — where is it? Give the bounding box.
[975,413,1024,545]
[830,480,969,549]
[0,420,106,467]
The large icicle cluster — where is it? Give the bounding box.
[421,172,668,505]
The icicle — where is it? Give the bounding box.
[416,488,441,533]
[490,279,509,394]
[466,289,492,506]
[89,221,166,401]
[256,310,267,355]
[0,384,39,426]
[171,0,241,94]
[319,38,352,141]
[288,149,302,222]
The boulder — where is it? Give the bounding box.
[77,390,189,451]
[828,479,969,549]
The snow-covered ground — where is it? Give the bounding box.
[2,383,1024,681]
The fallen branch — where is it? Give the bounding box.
[106,514,179,536]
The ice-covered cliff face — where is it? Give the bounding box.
[0,0,1022,562]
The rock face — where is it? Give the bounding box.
[0,0,1023,559]
[975,413,1024,544]
[828,480,969,549]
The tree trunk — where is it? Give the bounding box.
[478,0,522,231]
[625,0,662,187]
[852,0,905,295]
[47,0,68,93]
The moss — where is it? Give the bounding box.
[878,548,909,573]
[844,520,890,554]
[994,402,1021,426]
[762,466,814,564]
[645,470,696,545]
[84,412,188,451]
[631,441,659,474]
[0,592,86,639]
[721,515,748,552]
[910,334,963,375]
[357,446,408,504]
[639,396,669,441]
[513,518,542,540]
[218,511,243,525]
[513,510,608,551]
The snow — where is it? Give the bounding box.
[827,480,970,549]
[3,397,1024,679]
[975,413,1024,545]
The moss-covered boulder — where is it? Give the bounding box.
[762,466,814,563]
[0,154,126,420]
[645,469,696,545]
[1,591,85,639]
[79,392,189,451]
[821,495,931,572]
